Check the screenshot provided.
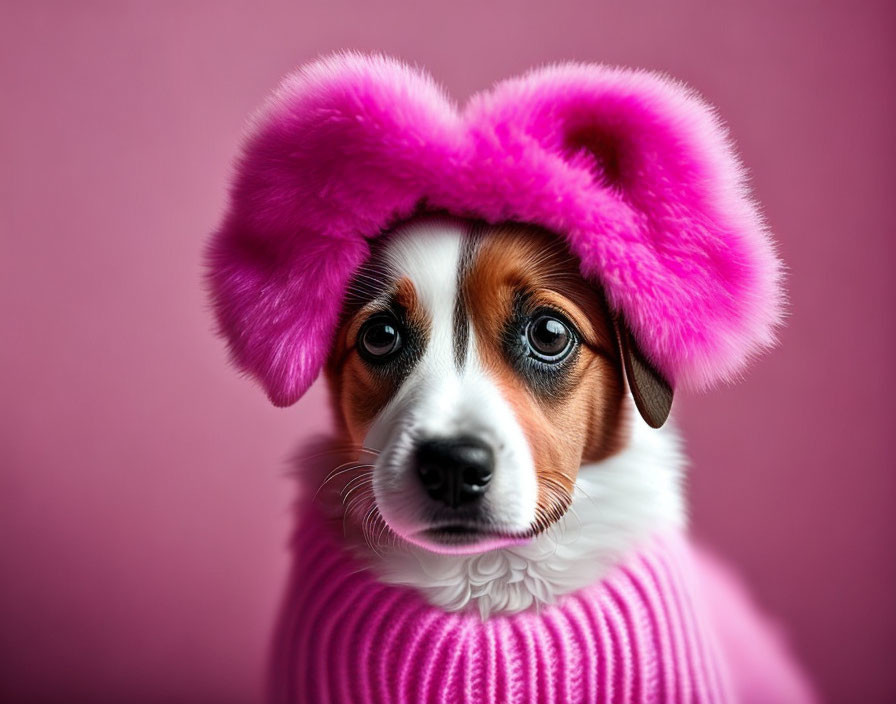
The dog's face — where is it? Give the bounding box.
[325,217,633,553]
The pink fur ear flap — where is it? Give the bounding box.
[205,54,460,406]
[465,65,784,393]
[206,53,783,406]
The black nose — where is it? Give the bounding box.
[415,437,494,508]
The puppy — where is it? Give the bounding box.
[207,53,816,703]
[318,216,682,617]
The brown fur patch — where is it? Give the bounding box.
[463,224,628,533]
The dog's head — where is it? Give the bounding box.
[324,216,671,554]
[206,55,783,565]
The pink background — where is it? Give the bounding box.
[1,2,893,702]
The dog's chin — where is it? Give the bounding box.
[401,524,533,555]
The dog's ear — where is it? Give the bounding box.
[615,316,673,428]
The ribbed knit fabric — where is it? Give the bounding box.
[269,512,737,704]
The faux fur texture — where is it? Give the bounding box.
[207,52,783,406]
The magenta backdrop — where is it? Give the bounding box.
[1,2,893,702]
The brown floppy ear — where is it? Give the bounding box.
[615,317,674,428]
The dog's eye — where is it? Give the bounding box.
[525,314,575,362]
[359,315,403,360]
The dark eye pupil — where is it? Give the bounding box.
[361,321,400,357]
[528,316,571,358]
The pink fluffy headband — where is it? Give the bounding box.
[207,52,782,407]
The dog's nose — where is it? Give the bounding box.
[415,437,494,508]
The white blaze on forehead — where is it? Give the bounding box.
[362,216,466,451]
[382,217,464,364]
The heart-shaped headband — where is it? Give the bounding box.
[206,52,782,407]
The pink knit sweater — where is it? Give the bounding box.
[269,511,814,703]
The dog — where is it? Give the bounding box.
[207,53,816,703]
[318,216,682,615]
